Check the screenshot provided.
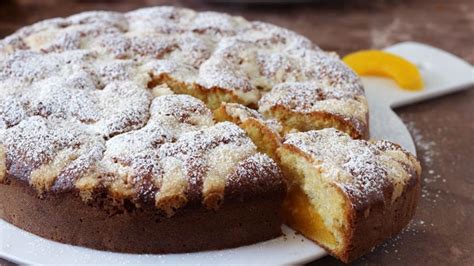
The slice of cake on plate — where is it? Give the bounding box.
[278,128,421,263]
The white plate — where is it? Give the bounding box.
[1,42,473,265]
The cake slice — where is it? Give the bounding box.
[214,102,283,160]
[277,128,421,263]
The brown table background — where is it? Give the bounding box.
[0,0,473,265]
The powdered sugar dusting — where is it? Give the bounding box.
[222,102,283,133]
[0,5,366,128]
[259,81,367,123]
[232,153,283,186]
[283,128,420,203]
[3,117,84,177]
[403,120,442,203]
[0,6,362,211]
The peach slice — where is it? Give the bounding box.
[343,50,424,91]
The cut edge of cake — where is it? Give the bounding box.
[277,128,421,263]
[214,102,282,161]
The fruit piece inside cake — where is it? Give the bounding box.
[277,128,421,263]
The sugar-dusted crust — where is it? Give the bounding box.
[278,129,421,262]
[281,129,421,203]
[0,6,367,129]
[0,92,286,216]
[214,103,282,160]
[0,6,364,209]
[259,81,368,139]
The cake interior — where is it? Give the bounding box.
[213,107,280,161]
[241,120,279,160]
[278,147,349,256]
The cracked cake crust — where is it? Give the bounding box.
[0,5,366,215]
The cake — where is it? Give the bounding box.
[214,102,283,160]
[0,6,418,262]
[278,129,421,263]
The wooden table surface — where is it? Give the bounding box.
[0,1,473,265]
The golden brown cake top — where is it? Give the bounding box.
[258,81,367,129]
[281,129,421,205]
[0,6,364,106]
[0,6,365,214]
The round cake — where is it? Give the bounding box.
[0,6,401,259]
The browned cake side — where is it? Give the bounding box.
[0,176,284,253]
[278,129,421,263]
[339,175,420,262]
